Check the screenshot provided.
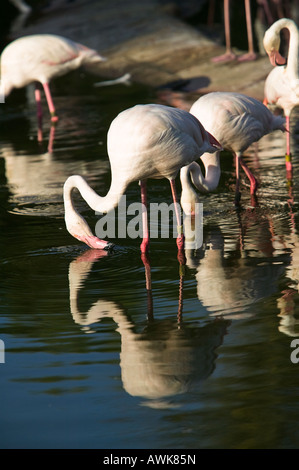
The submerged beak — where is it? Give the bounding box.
[79,234,114,250]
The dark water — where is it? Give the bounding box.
[1,72,299,450]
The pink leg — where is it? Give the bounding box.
[42,82,58,123]
[211,0,238,62]
[35,84,43,142]
[170,179,184,251]
[239,157,258,194]
[285,115,293,177]
[140,180,150,253]
[238,0,258,62]
[235,153,241,205]
[47,124,56,153]
[286,115,291,157]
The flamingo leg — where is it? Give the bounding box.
[170,179,184,251]
[140,180,150,253]
[213,0,258,63]
[285,114,292,157]
[238,0,258,62]
[42,82,59,123]
[35,83,43,142]
[239,157,258,194]
[47,124,56,153]
[141,253,154,321]
[235,153,241,205]
[285,115,293,180]
[211,0,238,62]
[177,264,185,324]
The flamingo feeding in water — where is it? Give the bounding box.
[0,34,106,142]
[63,103,222,253]
[263,17,299,172]
[181,92,285,205]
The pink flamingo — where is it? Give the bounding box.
[263,17,299,174]
[183,92,285,205]
[63,103,222,253]
[1,34,106,143]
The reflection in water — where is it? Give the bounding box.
[68,249,230,408]
[0,141,110,216]
[185,199,299,337]
[1,73,299,447]
[185,204,295,321]
[276,193,299,337]
[186,226,280,320]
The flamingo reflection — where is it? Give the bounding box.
[67,249,230,408]
[185,218,287,321]
[276,191,299,337]
[0,141,110,217]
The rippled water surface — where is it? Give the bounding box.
[1,75,299,449]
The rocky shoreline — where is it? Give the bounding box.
[4,0,275,103]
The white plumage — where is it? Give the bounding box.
[1,34,106,133]
[263,17,299,161]
[180,91,285,206]
[63,103,222,252]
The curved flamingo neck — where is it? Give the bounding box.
[285,20,299,83]
[180,153,221,214]
[181,152,220,193]
[63,174,126,248]
[64,174,124,215]
[276,19,299,84]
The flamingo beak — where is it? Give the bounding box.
[269,50,287,66]
[207,131,223,151]
[79,234,114,250]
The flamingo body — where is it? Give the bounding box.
[1,34,105,95]
[264,66,299,116]
[1,34,106,139]
[190,92,285,152]
[107,104,219,182]
[263,18,299,159]
[183,91,285,204]
[63,103,222,252]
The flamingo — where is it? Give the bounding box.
[180,152,221,215]
[63,103,222,253]
[0,34,106,141]
[181,92,285,205]
[263,17,299,171]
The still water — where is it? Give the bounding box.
[1,75,299,450]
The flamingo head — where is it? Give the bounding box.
[65,208,114,250]
[205,130,223,152]
[263,28,287,67]
[76,234,114,250]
